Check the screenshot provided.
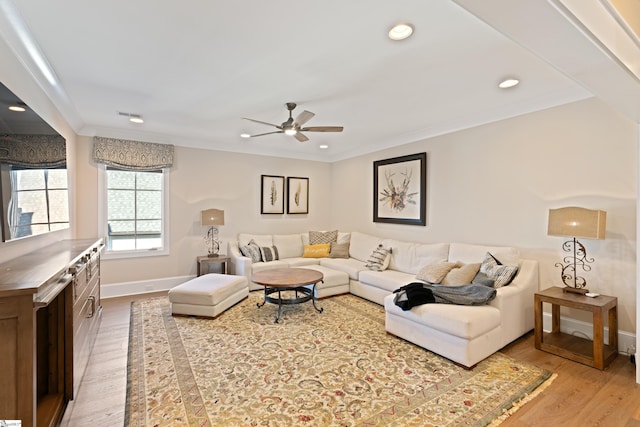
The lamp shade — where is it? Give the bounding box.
[201,209,224,227]
[547,207,606,240]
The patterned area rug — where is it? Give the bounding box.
[125,292,554,426]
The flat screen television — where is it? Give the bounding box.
[0,81,69,241]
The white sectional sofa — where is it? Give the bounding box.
[228,231,539,367]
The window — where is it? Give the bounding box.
[1,165,69,239]
[101,166,169,257]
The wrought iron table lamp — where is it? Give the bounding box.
[547,207,606,294]
[201,208,224,257]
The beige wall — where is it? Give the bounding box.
[331,97,638,332]
[74,140,333,284]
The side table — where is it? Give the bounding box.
[534,286,618,370]
[197,255,230,276]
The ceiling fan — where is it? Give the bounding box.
[242,102,343,142]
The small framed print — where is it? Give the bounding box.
[287,177,309,214]
[261,175,284,214]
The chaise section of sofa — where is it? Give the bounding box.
[228,230,539,367]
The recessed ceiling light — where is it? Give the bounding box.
[319,144,329,149]
[240,133,251,138]
[498,78,520,89]
[8,103,26,112]
[388,23,414,41]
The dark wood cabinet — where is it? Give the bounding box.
[0,239,103,427]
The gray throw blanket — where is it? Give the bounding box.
[393,282,496,311]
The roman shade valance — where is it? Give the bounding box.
[93,136,174,170]
[0,134,67,167]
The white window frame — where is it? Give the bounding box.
[98,164,170,259]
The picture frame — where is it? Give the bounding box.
[260,175,284,214]
[373,152,426,226]
[286,177,309,214]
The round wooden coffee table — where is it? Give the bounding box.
[252,268,324,323]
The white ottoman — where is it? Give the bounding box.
[299,265,350,298]
[169,274,248,318]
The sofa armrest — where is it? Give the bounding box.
[228,241,252,278]
[489,259,539,345]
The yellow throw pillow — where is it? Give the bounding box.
[302,243,331,258]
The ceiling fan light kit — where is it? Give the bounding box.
[242,102,343,142]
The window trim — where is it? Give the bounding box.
[98,164,170,259]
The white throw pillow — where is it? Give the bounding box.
[365,244,391,271]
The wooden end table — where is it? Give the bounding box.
[252,268,324,323]
[197,255,230,276]
[534,286,618,370]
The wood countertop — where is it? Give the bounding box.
[0,238,103,298]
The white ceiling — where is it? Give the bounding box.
[0,0,638,162]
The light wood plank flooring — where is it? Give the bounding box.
[61,292,640,427]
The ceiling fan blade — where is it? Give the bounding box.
[293,110,315,127]
[300,126,344,132]
[250,131,284,137]
[294,132,309,142]
[242,118,283,129]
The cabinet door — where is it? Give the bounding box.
[0,294,35,425]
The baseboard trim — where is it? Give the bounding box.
[542,312,636,354]
[101,275,194,299]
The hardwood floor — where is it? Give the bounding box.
[61,292,640,427]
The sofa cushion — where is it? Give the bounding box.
[480,252,518,288]
[285,257,321,267]
[358,269,418,293]
[416,261,457,283]
[273,234,303,259]
[239,233,273,247]
[365,244,391,271]
[302,243,331,258]
[349,232,382,262]
[383,294,501,340]
[320,257,367,280]
[441,263,481,286]
[387,240,450,275]
[251,260,288,274]
[329,242,350,258]
[448,243,519,266]
[309,230,338,245]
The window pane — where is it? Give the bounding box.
[107,170,135,189]
[16,170,45,190]
[108,190,135,219]
[137,219,161,234]
[137,191,161,219]
[47,169,68,188]
[15,190,48,223]
[137,172,162,190]
[108,220,135,234]
[136,236,162,249]
[49,190,69,222]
